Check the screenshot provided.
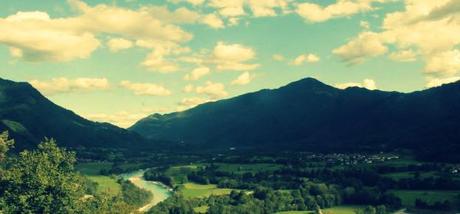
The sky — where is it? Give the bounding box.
[0,0,459,127]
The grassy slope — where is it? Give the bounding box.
[215,163,282,174]
[76,162,121,196]
[180,183,233,199]
[390,190,460,207]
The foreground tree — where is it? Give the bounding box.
[0,138,88,213]
[0,131,13,162]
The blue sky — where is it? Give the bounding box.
[0,0,458,127]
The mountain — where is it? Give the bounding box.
[130,78,460,161]
[0,78,147,150]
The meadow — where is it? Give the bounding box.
[179,183,233,199]
[389,190,460,207]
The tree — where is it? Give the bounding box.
[0,131,14,162]
[356,206,377,214]
[0,138,90,213]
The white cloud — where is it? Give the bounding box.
[208,0,246,17]
[195,81,228,99]
[389,49,417,62]
[425,76,460,88]
[333,32,387,65]
[272,54,285,61]
[184,67,211,81]
[68,0,192,43]
[120,81,172,96]
[141,6,201,24]
[231,72,255,85]
[208,0,289,19]
[333,0,460,78]
[107,38,133,52]
[360,20,370,30]
[335,79,377,90]
[29,77,110,95]
[201,13,225,29]
[212,42,259,71]
[248,0,289,17]
[296,0,388,23]
[141,47,181,73]
[183,84,195,93]
[187,0,206,6]
[0,11,100,62]
[0,0,196,62]
[168,0,206,6]
[290,53,320,66]
[425,49,460,76]
[85,107,170,128]
[178,97,209,109]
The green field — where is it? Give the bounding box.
[276,206,363,214]
[76,162,122,196]
[322,206,364,214]
[215,163,282,174]
[180,183,233,199]
[383,171,437,180]
[86,175,121,196]
[193,206,209,213]
[76,162,112,175]
[165,165,202,184]
[390,190,460,207]
[276,211,313,214]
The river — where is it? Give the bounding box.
[120,170,173,212]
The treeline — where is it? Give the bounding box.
[150,187,393,214]
[0,132,150,214]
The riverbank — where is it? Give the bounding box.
[120,170,173,212]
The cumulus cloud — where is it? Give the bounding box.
[168,0,206,6]
[208,0,246,17]
[178,97,209,109]
[183,84,195,93]
[290,53,320,66]
[425,50,460,76]
[333,0,460,78]
[208,0,289,19]
[272,54,285,61]
[29,77,110,95]
[296,0,389,23]
[85,107,170,128]
[248,0,289,17]
[360,20,370,30]
[201,13,225,29]
[335,79,377,90]
[120,81,172,96]
[333,32,387,65]
[68,0,192,42]
[195,81,228,99]
[231,72,255,85]
[0,11,100,61]
[389,49,417,62]
[184,67,211,81]
[107,38,133,52]
[0,0,196,63]
[142,50,180,73]
[141,6,201,24]
[212,42,259,71]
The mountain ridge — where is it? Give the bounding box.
[130,77,460,161]
[0,78,147,150]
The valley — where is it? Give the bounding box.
[74,149,460,213]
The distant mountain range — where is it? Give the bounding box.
[0,78,147,150]
[130,78,460,162]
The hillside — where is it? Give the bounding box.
[130,78,460,161]
[0,78,147,150]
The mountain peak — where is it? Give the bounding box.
[279,77,335,91]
